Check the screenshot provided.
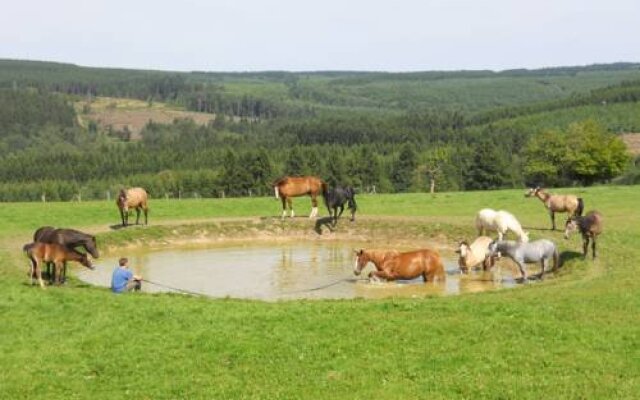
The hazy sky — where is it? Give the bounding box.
[1,0,638,72]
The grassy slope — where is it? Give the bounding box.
[1,187,639,398]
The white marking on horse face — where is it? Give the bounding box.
[353,257,361,275]
[458,244,468,258]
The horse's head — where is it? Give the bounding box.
[524,187,540,198]
[455,241,471,273]
[86,236,100,258]
[78,253,95,270]
[117,190,128,210]
[564,218,578,239]
[487,240,501,259]
[353,249,368,275]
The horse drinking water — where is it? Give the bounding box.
[488,239,559,282]
[323,186,357,223]
[564,210,603,259]
[117,187,149,226]
[525,187,584,230]
[23,242,94,288]
[273,176,327,219]
[354,248,446,283]
[455,236,495,274]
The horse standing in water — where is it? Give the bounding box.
[117,187,149,226]
[273,176,327,219]
[33,226,99,283]
[564,210,603,259]
[354,248,446,283]
[488,239,559,282]
[525,187,584,230]
[23,242,94,288]
[455,236,495,274]
[323,186,357,224]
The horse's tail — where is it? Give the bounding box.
[576,198,584,217]
[23,242,35,254]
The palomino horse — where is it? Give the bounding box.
[323,186,357,224]
[273,176,327,219]
[564,210,603,259]
[33,226,99,283]
[475,209,529,242]
[23,242,94,288]
[488,239,559,282]
[525,187,584,230]
[117,187,149,226]
[354,248,446,282]
[455,236,495,274]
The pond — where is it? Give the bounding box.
[77,242,517,300]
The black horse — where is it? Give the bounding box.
[323,186,357,224]
[33,227,99,283]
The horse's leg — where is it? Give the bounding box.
[120,209,126,227]
[144,207,148,225]
[369,269,397,281]
[287,198,294,218]
[35,260,45,288]
[135,207,141,225]
[280,197,287,219]
[516,260,527,282]
[310,195,318,219]
[337,204,345,220]
[62,261,67,283]
[592,235,597,259]
[582,236,589,259]
[550,211,555,230]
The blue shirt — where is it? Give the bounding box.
[111,267,133,293]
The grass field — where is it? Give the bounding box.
[1,186,639,398]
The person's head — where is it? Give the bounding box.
[119,257,129,268]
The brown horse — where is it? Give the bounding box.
[354,248,446,282]
[525,187,584,230]
[273,176,327,219]
[23,242,94,288]
[564,210,603,259]
[117,187,149,226]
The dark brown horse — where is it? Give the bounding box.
[525,187,584,230]
[33,226,99,283]
[564,211,603,259]
[354,248,446,282]
[24,242,94,288]
[273,176,327,219]
[117,187,149,226]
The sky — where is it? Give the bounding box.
[1,0,639,72]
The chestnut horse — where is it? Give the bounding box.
[354,248,446,282]
[273,176,327,219]
[525,187,584,230]
[117,187,149,226]
[33,226,99,283]
[23,242,94,288]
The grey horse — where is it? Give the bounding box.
[488,239,559,282]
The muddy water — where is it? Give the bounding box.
[77,242,516,300]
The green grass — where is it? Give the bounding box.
[1,186,639,398]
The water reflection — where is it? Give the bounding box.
[77,242,517,300]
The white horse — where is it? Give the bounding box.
[475,209,529,242]
[455,236,495,274]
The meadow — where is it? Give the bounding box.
[0,186,639,398]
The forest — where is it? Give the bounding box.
[0,59,638,201]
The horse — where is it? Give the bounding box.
[455,236,495,274]
[475,209,529,242]
[273,176,327,219]
[564,211,603,259]
[33,226,99,283]
[353,248,446,283]
[117,187,149,226]
[525,187,584,230]
[23,242,94,288]
[323,186,357,224]
[488,239,559,282]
